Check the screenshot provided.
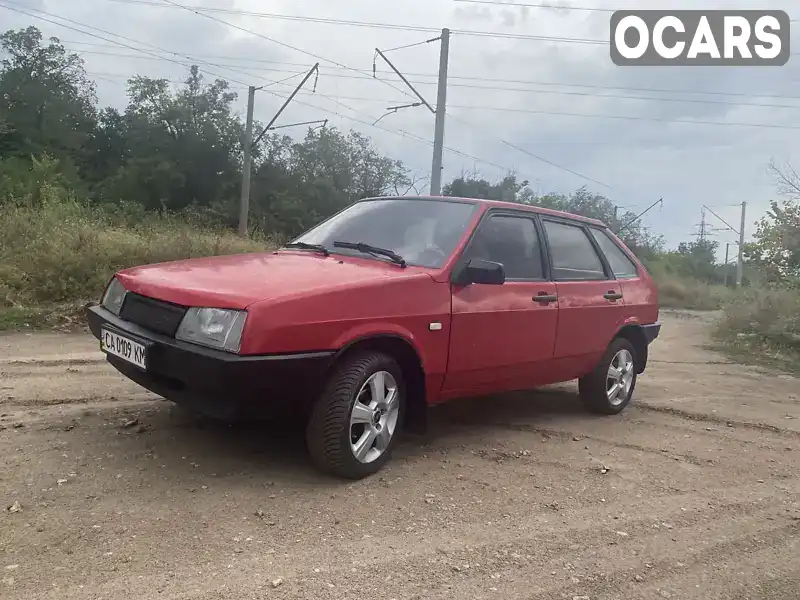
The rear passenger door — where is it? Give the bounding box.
[589,227,658,325]
[541,218,625,367]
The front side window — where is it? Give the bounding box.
[461,214,544,279]
[543,220,607,281]
[292,198,478,268]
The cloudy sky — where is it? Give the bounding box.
[2,0,799,253]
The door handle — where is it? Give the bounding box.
[533,293,558,304]
[603,290,623,301]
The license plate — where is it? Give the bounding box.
[100,328,147,370]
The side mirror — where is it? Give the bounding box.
[452,258,505,286]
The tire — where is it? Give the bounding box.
[306,351,406,479]
[579,337,638,415]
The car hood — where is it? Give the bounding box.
[115,251,429,309]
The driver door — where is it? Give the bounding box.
[443,211,559,396]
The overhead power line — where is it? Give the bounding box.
[61,40,800,102]
[104,0,608,45]
[158,0,417,101]
[501,139,612,189]
[446,104,800,130]
[259,89,536,180]
[73,63,800,132]
[453,0,615,11]
[454,0,800,21]
[62,48,800,112]
[0,0,250,86]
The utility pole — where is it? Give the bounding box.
[724,243,730,287]
[238,85,256,237]
[736,201,747,287]
[373,30,448,196]
[237,64,320,237]
[430,28,450,196]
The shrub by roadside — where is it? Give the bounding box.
[713,287,800,372]
[656,276,734,311]
[0,198,274,326]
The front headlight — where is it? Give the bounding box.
[176,308,247,353]
[101,277,127,316]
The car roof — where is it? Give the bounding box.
[365,195,607,228]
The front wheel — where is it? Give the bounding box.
[306,352,405,479]
[578,338,638,415]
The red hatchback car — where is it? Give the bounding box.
[88,196,660,478]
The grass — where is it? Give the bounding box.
[655,276,735,311]
[0,198,274,329]
[712,287,800,373]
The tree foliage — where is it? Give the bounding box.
[0,27,410,239]
[745,161,800,285]
[0,27,96,165]
[443,173,664,261]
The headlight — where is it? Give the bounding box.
[176,308,247,353]
[101,277,127,316]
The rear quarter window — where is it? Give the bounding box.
[590,229,639,278]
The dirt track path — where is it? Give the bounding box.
[1,311,798,600]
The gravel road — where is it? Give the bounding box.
[1,311,798,600]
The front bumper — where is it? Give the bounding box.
[87,304,334,419]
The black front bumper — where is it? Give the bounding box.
[87,305,334,420]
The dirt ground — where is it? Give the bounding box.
[1,311,798,600]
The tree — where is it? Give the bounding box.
[745,160,800,284]
[443,172,530,203]
[443,174,663,260]
[94,67,244,211]
[248,127,411,237]
[0,27,97,165]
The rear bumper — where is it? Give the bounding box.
[87,304,334,419]
[642,322,661,344]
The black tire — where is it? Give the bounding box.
[578,337,638,415]
[306,351,405,479]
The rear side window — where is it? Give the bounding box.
[542,220,606,281]
[590,229,638,278]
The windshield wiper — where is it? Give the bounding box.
[283,241,329,256]
[332,241,407,267]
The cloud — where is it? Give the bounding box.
[1,0,798,249]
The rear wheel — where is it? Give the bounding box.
[306,352,405,479]
[579,338,638,415]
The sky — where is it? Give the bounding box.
[1,0,799,254]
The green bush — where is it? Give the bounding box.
[655,277,735,311]
[715,287,800,352]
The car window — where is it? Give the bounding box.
[542,220,606,281]
[293,198,478,268]
[590,229,638,278]
[462,214,544,280]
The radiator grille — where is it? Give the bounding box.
[119,293,187,337]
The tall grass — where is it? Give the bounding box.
[715,288,800,351]
[0,197,274,308]
[656,277,735,311]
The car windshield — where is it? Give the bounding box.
[290,198,479,268]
